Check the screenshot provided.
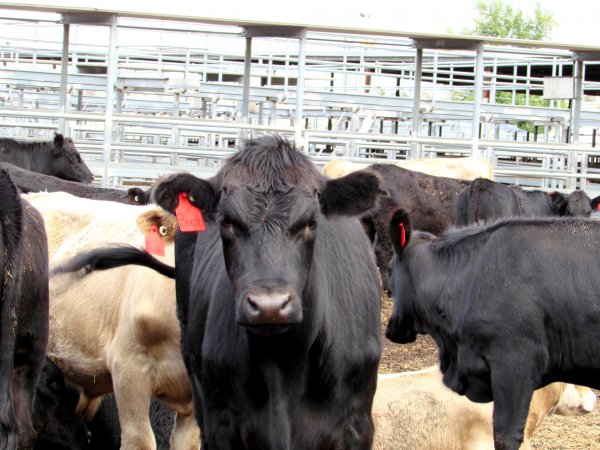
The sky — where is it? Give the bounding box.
[100,0,600,45]
[2,0,599,46]
[216,0,599,45]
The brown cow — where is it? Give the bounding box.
[24,192,200,450]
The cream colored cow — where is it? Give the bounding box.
[322,156,494,180]
[373,365,596,450]
[24,192,200,450]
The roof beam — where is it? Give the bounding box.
[413,38,484,51]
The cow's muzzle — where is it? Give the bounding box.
[241,291,301,326]
[384,320,417,344]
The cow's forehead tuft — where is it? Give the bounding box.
[216,136,323,192]
[219,186,317,224]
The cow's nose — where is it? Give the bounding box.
[384,322,397,341]
[245,292,293,325]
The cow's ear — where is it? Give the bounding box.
[320,169,385,216]
[53,133,64,152]
[548,191,567,214]
[127,187,148,205]
[136,209,178,243]
[591,195,600,212]
[389,208,411,257]
[150,173,218,221]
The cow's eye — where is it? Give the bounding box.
[290,217,316,235]
[221,216,233,228]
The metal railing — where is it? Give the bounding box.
[1,13,600,194]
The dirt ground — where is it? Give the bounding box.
[378,294,600,449]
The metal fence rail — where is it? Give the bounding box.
[1,10,600,195]
[2,104,600,194]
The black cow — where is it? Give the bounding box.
[32,358,90,450]
[0,162,148,205]
[0,134,94,183]
[0,169,22,449]
[359,164,470,285]
[385,209,600,450]
[0,169,50,450]
[455,178,592,226]
[55,135,384,449]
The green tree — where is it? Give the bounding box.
[466,0,555,40]
[456,1,558,134]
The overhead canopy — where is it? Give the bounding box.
[1,1,600,55]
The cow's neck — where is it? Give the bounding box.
[412,246,463,343]
[247,325,311,357]
[28,143,50,174]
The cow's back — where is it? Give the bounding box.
[322,157,493,181]
[455,178,523,226]
[517,189,555,216]
[0,138,32,170]
[322,159,370,178]
[25,192,145,255]
[6,163,146,205]
[395,156,493,180]
[370,164,469,234]
[373,367,595,450]
[373,367,495,450]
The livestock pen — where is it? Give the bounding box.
[1,3,599,449]
[1,4,600,194]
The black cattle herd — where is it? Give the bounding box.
[0,133,598,450]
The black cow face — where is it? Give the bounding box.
[385,208,420,344]
[32,359,90,450]
[50,134,94,184]
[151,136,384,337]
[219,187,318,332]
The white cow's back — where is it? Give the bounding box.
[322,157,493,180]
[373,366,596,450]
[373,366,495,450]
[24,191,199,450]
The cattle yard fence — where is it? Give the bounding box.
[1,11,600,195]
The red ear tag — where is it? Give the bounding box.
[399,222,406,249]
[175,192,206,232]
[145,225,165,256]
[596,203,600,211]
